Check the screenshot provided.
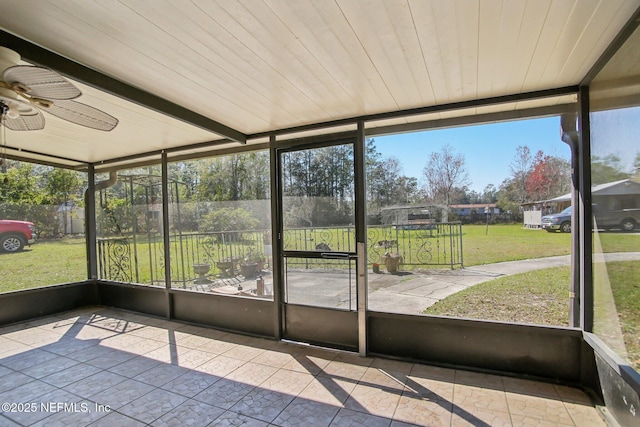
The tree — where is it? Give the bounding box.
[525,151,571,201]
[482,184,497,203]
[197,151,270,202]
[423,144,470,207]
[509,145,533,204]
[591,154,631,185]
[44,168,84,234]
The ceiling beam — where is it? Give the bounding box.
[0,30,247,144]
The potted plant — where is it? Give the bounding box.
[240,250,264,278]
[381,252,403,274]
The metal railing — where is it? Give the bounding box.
[97,222,463,285]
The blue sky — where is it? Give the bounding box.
[372,116,571,194]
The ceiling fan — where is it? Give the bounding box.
[0,46,118,131]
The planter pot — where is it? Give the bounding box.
[193,263,211,284]
[381,253,403,273]
[216,258,239,277]
[240,263,258,279]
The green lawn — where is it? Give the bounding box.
[461,224,571,266]
[425,261,640,372]
[423,267,571,326]
[0,238,87,292]
[599,261,640,371]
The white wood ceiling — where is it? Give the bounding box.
[0,0,638,166]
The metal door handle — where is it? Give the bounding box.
[320,252,356,259]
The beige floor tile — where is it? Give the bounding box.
[371,357,414,374]
[143,343,192,364]
[253,348,298,368]
[85,347,139,368]
[405,373,455,402]
[118,388,188,424]
[29,399,110,427]
[410,363,456,382]
[281,349,334,375]
[451,407,513,427]
[320,359,369,382]
[230,388,295,423]
[0,365,13,379]
[100,334,145,352]
[506,392,574,425]
[0,308,612,427]
[503,377,560,399]
[554,384,594,404]
[63,370,129,398]
[274,397,341,427]
[222,343,267,361]
[197,338,239,355]
[3,328,62,346]
[133,363,190,387]
[175,348,216,369]
[224,361,279,386]
[153,399,225,427]
[344,383,402,418]
[509,413,574,426]
[161,369,221,398]
[20,354,79,378]
[2,389,81,426]
[563,401,608,426]
[1,348,59,371]
[0,379,58,404]
[172,331,213,349]
[195,377,256,409]
[298,375,357,406]
[41,362,103,388]
[130,325,176,340]
[88,411,147,427]
[455,370,504,390]
[106,354,162,378]
[393,394,452,426]
[0,339,31,358]
[260,368,314,395]
[454,383,510,413]
[330,407,392,427]
[195,355,244,377]
[360,366,408,392]
[89,378,155,410]
[209,410,269,426]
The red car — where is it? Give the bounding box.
[0,220,37,253]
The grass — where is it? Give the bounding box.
[461,224,571,266]
[423,266,571,326]
[599,261,640,371]
[0,237,87,293]
[424,260,640,371]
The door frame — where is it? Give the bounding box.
[271,130,367,353]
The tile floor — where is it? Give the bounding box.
[0,307,608,427]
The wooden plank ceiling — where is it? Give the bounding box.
[0,0,638,166]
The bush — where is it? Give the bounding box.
[201,207,260,232]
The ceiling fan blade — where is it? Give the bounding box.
[3,65,81,100]
[2,109,45,131]
[45,100,118,131]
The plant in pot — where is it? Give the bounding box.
[240,250,264,278]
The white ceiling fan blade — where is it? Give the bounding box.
[45,100,118,131]
[2,109,45,131]
[3,65,81,100]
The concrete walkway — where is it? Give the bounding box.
[202,252,640,315]
[368,252,640,314]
